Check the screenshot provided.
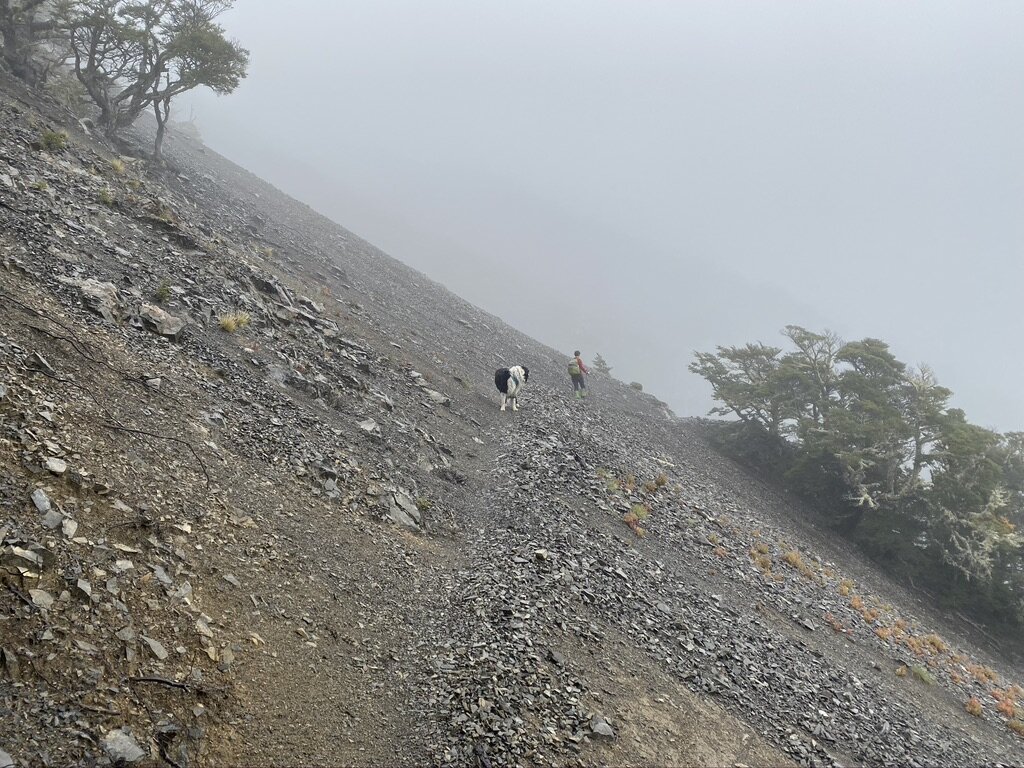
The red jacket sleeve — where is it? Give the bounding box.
[577,357,589,374]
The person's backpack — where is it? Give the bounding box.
[568,359,581,376]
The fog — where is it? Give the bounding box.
[181,1,1024,430]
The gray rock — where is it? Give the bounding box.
[44,457,67,475]
[29,589,54,609]
[0,746,13,768]
[78,278,121,323]
[102,728,146,764]
[41,509,63,529]
[142,635,169,660]
[590,716,615,739]
[31,488,51,513]
[139,303,187,338]
[424,389,451,406]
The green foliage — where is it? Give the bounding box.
[97,188,114,205]
[56,0,249,149]
[692,326,1024,636]
[153,279,171,303]
[38,129,68,151]
[911,665,937,685]
[592,353,612,375]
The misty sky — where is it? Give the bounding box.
[181,1,1024,430]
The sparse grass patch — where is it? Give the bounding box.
[838,579,854,596]
[606,478,620,493]
[967,664,998,685]
[895,665,909,678]
[110,158,126,174]
[415,497,432,512]
[997,699,1017,719]
[875,627,894,641]
[911,665,936,685]
[713,546,728,559]
[655,473,669,488]
[966,698,983,717]
[39,129,68,152]
[32,180,48,191]
[1009,720,1024,738]
[98,188,115,206]
[219,311,251,332]
[905,635,926,658]
[708,532,720,546]
[924,634,947,653]
[623,503,649,537]
[643,480,658,494]
[753,542,769,555]
[850,595,865,611]
[622,474,636,493]
[153,280,171,304]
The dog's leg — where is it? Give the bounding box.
[500,393,507,411]
[512,396,519,412]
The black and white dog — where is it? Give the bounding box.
[494,365,530,411]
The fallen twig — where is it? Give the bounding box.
[128,675,191,692]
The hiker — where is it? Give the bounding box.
[568,350,589,398]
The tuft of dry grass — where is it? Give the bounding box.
[643,480,658,494]
[713,546,728,559]
[850,595,865,612]
[824,613,846,634]
[219,311,251,332]
[1009,720,1024,737]
[924,634,948,653]
[895,665,909,678]
[655,473,669,488]
[110,158,126,174]
[838,578,854,596]
[966,698,983,717]
[623,503,649,537]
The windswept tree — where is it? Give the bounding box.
[591,353,612,375]
[56,0,247,152]
[692,326,1024,629]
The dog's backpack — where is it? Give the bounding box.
[568,359,581,376]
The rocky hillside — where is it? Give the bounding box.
[2,74,1024,768]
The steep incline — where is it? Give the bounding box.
[1,78,1023,767]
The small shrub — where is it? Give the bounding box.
[1009,720,1024,738]
[606,479,620,493]
[154,280,171,304]
[912,665,936,685]
[997,699,1017,719]
[643,481,658,494]
[219,311,251,332]
[966,698,983,717]
[622,474,636,493]
[782,550,803,569]
[32,180,48,191]
[708,532,720,546]
[110,158,126,175]
[753,542,769,555]
[655,473,669,488]
[861,607,880,624]
[924,634,947,653]
[875,627,894,641]
[39,130,68,152]
[751,551,772,574]
[98,188,115,206]
[850,595,865,611]
[623,503,649,537]
[895,665,909,678]
[713,546,728,559]
[838,579,854,596]
[415,497,432,512]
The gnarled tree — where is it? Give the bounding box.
[56,0,247,151]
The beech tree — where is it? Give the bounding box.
[56,0,247,151]
[692,326,1024,629]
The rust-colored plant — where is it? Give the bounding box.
[966,698,983,717]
